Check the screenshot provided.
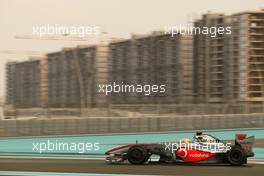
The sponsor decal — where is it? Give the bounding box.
[176,148,188,158]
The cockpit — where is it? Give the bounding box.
[193,132,221,143]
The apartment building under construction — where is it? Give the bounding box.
[109,32,193,104]
[229,10,264,104]
[193,13,228,103]
[5,9,264,112]
[6,44,109,109]
[193,9,264,105]
[6,58,45,108]
[46,44,109,108]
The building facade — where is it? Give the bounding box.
[6,9,264,110]
[5,59,43,108]
[6,44,110,109]
[109,32,193,104]
[193,13,229,103]
[46,44,109,108]
[193,9,264,105]
[226,11,264,104]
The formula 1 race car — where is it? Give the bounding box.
[105,132,254,166]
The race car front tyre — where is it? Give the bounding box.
[227,145,247,166]
[127,146,149,165]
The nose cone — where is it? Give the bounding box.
[105,150,111,155]
[105,144,133,155]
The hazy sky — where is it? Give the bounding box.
[0,0,263,100]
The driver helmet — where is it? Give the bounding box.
[181,138,190,144]
[194,131,207,143]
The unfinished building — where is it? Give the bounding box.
[193,13,228,103]
[228,10,264,104]
[193,9,264,105]
[109,32,193,104]
[5,58,44,108]
[46,44,109,108]
[6,43,109,111]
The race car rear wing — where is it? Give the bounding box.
[235,133,255,157]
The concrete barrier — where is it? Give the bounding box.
[0,114,264,137]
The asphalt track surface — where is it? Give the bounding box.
[0,158,263,176]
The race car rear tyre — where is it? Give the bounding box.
[127,146,149,165]
[227,145,247,166]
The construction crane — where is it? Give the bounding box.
[15,34,97,41]
[14,32,121,43]
[0,50,45,56]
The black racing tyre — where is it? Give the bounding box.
[127,146,149,165]
[227,145,247,166]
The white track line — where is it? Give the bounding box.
[1,155,264,164]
